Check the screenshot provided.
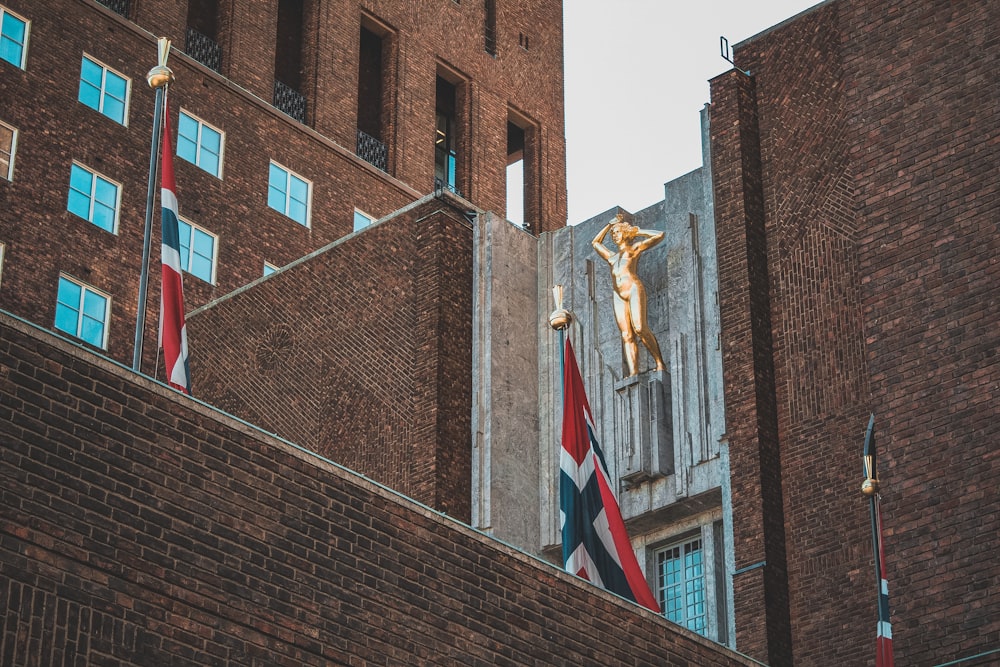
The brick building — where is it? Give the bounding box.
[0,0,566,370]
[1,0,998,665]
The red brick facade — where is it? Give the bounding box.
[0,0,566,369]
[712,0,998,663]
[188,196,474,520]
[0,315,756,666]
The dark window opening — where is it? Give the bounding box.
[484,0,497,56]
[357,27,383,140]
[435,77,458,194]
[96,0,129,18]
[186,0,222,72]
[518,32,529,50]
[273,0,306,122]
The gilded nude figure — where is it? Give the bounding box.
[592,213,666,377]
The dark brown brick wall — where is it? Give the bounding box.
[709,69,792,667]
[0,0,566,370]
[185,197,473,519]
[0,315,757,666]
[713,0,999,664]
[843,0,1000,663]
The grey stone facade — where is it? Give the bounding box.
[472,107,733,642]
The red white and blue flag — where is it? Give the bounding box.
[864,414,894,667]
[560,338,659,612]
[158,100,191,394]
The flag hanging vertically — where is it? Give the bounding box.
[560,338,660,612]
[863,414,894,667]
[158,99,191,394]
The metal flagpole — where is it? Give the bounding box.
[133,37,174,372]
[862,413,895,667]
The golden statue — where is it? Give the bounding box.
[592,213,666,377]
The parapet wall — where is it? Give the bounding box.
[0,314,757,666]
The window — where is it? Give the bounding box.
[177,110,223,177]
[263,262,279,277]
[435,76,458,193]
[78,55,129,125]
[656,536,707,635]
[55,275,110,349]
[0,7,28,69]
[0,242,5,289]
[68,163,120,233]
[177,218,217,283]
[353,209,374,232]
[0,120,16,180]
[267,161,310,226]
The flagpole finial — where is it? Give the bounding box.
[147,37,174,89]
[861,476,880,496]
[548,284,572,331]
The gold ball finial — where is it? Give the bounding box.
[861,477,880,496]
[147,65,174,89]
[147,37,174,89]
[548,284,572,331]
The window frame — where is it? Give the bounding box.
[54,274,111,350]
[176,216,218,284]
[267,160,312,227]
[654,533,708,636]
[0,6,29,70]
[67,161,122,234]
[177,108,225,178]
[0,119,16,181]
[78,53,131,126]
[263,262,279,277]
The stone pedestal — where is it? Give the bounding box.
[614,370,673,488]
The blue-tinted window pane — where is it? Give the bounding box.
[1,12,27,68]
[55,279,82,335]
[103,96,125,124]
[177,219,192,271]
[190,254,212,282]
[200,150,220,177]
[91,201,116,232]
[67,165,93,220]
[80,313,105,347]
[353,211,372,232]
[263,264,277,277]
[268,164,287,212]
[190,228,214,282]
[104,71,127,101]
[267,185,285,213]
[82,289,106,322]
[94,177,117,207]
[289,175,308,204]
[177,113,198,164]
[288,199,307,225]
[78,58,103,110]
[202,126,221,153]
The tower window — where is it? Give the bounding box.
[68,162,120,233]
[483,0,496,56]
[656,536,707,635]
[273,0,307,123]
[185,0,222,72]
[177,110,224,178]
[435,76,458,193]
[0,119,16,180]
[267,161,311,227]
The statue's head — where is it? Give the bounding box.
[610,213,636,245]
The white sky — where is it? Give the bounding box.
[562,0,822,223]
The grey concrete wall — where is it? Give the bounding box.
[471,212,541,550]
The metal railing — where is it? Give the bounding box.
[273,80,307,124]
[95,0,129,18]
[434,177,462,198]
[185,27,222,73]
[356,129,388,172]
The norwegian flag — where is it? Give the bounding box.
[560,338,659,612]
[864,415,894,667]
[158,100,191,394]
